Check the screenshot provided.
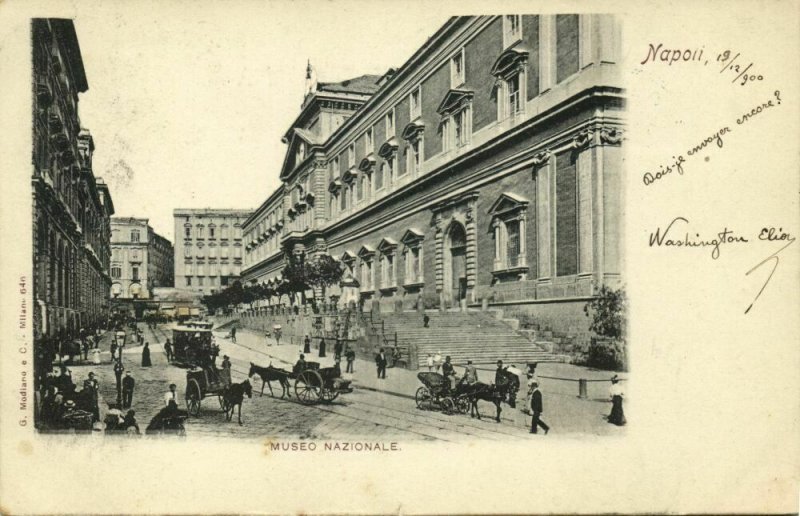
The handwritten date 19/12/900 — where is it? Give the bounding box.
[649,217,795,313]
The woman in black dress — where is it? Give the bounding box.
[318,338,326,358]
[303,335,311,354]
[141,342,152,367]
[607,375,625,426]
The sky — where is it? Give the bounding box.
[73,2,449,242]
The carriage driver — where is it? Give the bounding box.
[294,354,307,374]
[441,356,458,392]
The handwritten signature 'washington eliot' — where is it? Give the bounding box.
[649,217,748,259]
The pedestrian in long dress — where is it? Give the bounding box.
[607,375,626,426]
[318,338,326,358]
[303,335,311,354]
[141,342,152,367]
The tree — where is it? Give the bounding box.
[583,285,626,339]
[582,285,627,370]
[306,254,344,303]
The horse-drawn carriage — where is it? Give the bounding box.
[185,365,231,416]
[414,372,470,415]
[248,360,353,405]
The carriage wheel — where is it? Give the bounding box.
[441,397,455,415]
[295,370,323,405]
[415,387,431,409]
[186,379,201,417]
[456,396,470,414]
[320,388,339,403]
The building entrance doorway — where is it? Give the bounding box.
[447,222,467,308]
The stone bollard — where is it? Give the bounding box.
[578,379,588,399]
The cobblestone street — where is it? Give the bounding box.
[65,323,624,441]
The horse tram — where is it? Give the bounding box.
[247,360,353,405]
[414,372,470,415]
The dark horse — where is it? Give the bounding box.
[222,379,253,425]
[465,370,520,422]
[248,362,292,398]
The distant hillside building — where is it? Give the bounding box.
[110,217,174,301]
[173,209,252,296]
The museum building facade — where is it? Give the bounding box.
[241,15,624,332]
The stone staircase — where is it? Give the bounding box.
[374,311,558,367]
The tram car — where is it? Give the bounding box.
[171,326,214,368]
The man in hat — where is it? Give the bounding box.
[530,381,550,435]
[442,356,457,391]
[294,354,307,375]
[122,371,135,409]
[163,339,173,363]
[375,348,387,379]
[494,360,506,386]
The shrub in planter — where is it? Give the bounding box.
[586,337,627,371]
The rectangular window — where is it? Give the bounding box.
[340,188,347,210]
[450,49,465,87]
[358,176,365,201]
[441,118,451,152]
[506,220,521,267]
[455,109,470,147]
[504,15,522,47]
[132,266,139,281]
[184,227,190,238]
[556,152,578,276]
[365,128,374,153]
[131,230,140,243]
[348,143,355,167]
[508,73,522,117]
[198,276,204,286]
[209,227,215,239]
[375,163,385,190]
[221,276,229,286]
[409,86,421,119]
[186,276,192,286]
[556,14,580,83]
[111,267,121,279]
[385,110,395,136]
[387,157,394,185]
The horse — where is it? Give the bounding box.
[248,362,292,398]
[465,370,520,422]
[222,379,253,425]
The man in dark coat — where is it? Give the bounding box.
[122,371,135,408]
[375,348,387,379]
[530,382,550,435]
[442,356,457,391]
[163,339,173,363]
